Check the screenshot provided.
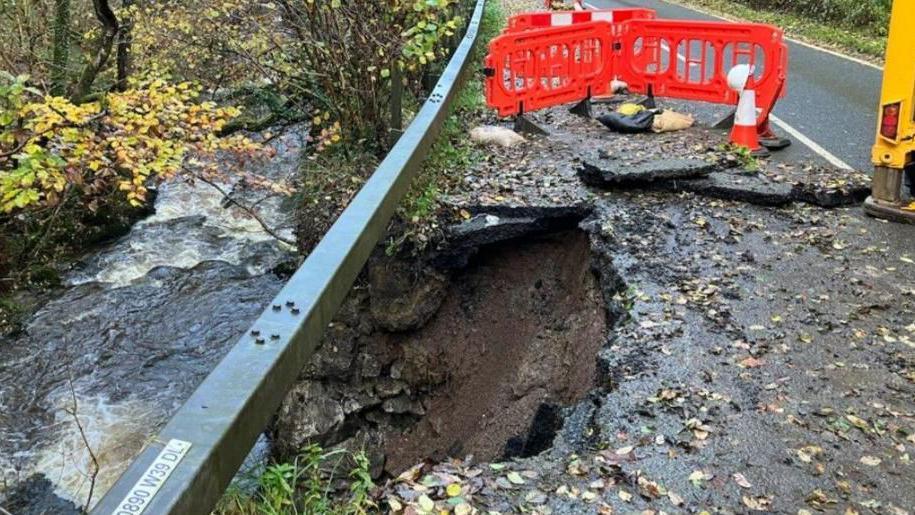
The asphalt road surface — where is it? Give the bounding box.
[587,0,884,172]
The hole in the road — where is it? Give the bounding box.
[379,230,608,473]
[273,227,623,479]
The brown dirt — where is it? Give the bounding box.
[382,231,607,473]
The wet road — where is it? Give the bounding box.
[588,0,884,172]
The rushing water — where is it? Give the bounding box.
[0,128,304,511]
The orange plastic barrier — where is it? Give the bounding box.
[508,9,655,33]
[484,14,788,131]
[485,21,615,117]
[614,19,787,127]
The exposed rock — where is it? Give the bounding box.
[1,475,80,515]
[374,378,408,398]
[368,255,448,332]
[302,292,371,380]
[328,428,387,479]
[357,352,383,379]
[274,381,346,456]
[382,395,426,416]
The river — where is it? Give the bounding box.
[0,127,304,512]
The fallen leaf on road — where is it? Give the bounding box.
[739,356,765,368]
[860,455,882,466]
[689,470,711,486]
[733,473,752,488]
[418,495,435,512]
[637,476,665,499]
[846,414,869,431]
[615,445,635,455]
[506,471,525,485]
[742,495,772,511]
[668,490,685,507]
[797,445,823,463]
[618,490,633,502]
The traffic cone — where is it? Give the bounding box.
[729,88,769,157]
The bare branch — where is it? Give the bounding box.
[188,170,296,246]
[65,372,99,512]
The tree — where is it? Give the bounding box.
[50,0,70,96]
[73,0,119,102]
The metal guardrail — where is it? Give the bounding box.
[92,1,486,512]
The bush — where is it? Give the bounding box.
[742,0,891,35]
[129,0,466,152]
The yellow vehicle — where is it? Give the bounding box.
[866,0,915,223]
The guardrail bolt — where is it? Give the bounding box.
[270,334,280,340]
[291,307,300,315]
[255,337,265,345]
[272,304,281,311]
[251,330,260,336]
[285,300,295,307]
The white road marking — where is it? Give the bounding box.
[586,0,858,170]
[768,114,854,170]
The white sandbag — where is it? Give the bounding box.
[470,126,526,147]
[651,110,694,133]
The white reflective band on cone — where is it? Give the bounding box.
[551,12,573,25]
[734,89,757,126]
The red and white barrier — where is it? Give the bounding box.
[508,8,655,32]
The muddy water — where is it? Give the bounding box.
[0,129,303,511]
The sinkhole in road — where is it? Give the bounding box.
[275,228,617,476]
[387,231,610,471]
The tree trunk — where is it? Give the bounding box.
[72,0,118,103]
[50,0,70,96]
[115,0,134,91]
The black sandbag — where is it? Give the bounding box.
[596,110,655,134]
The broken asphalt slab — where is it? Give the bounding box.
[577,155,717,187]
[579,155,871,208]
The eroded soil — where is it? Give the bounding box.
[382,231,607,472]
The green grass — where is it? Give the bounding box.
[214,445,375,515]
[393,0,506,252]
[674,0,887,60]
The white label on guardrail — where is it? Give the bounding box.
[110,439,192,515]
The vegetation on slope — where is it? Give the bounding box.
[678,0,890,58]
